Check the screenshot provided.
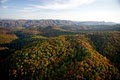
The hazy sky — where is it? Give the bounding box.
[0,0,120,22]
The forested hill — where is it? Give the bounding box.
[1,35,120,80]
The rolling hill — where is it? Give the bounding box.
[1,35,120,80]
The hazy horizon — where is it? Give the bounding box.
[0,0,120,22]
[0,18,120,23]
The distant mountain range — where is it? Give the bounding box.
[0,19,120,31]
[0,20,75,28]
[75,21,116,25]
[0,19,117,28]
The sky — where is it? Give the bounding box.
[0,0,120,22]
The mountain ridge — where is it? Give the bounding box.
[0,19,117,28]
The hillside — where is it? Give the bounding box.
[0,31,17,61]
[86,32,120,70]
[1,35,120,80]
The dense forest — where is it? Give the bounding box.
[0,20,120,80]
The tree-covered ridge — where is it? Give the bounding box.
[0,33,17,44]
[86,31,120,70]
[1,35,120,80]
[0,32,17,61]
